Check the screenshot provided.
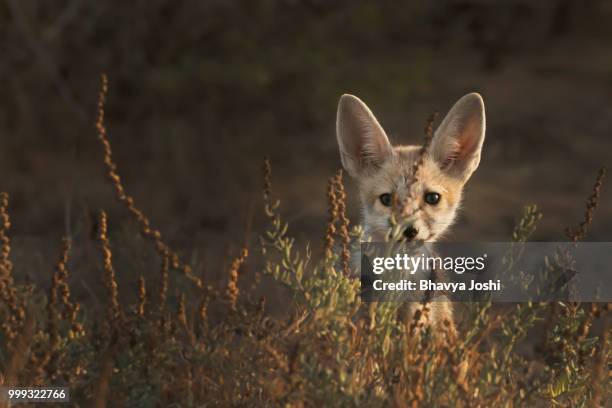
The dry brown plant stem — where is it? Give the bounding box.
[3,312,35,387]
[396,112,438,218]
[334,170,351,275]
[226,248,249,312]
[45,242,65,357]
[159,256,169,312]
[263,157,273,207]
[178,292,188,328]
[411,111,438,181]
[324,175,339,259]
[0,192,22,343]
[138,276,146,317]
[57,239,82,337]
[0,193,12,280]
[323,169,351,274]
[98,210,121,325]
[566,166,607,241]
[95,74,203,290]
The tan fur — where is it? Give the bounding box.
[336,92,486,333]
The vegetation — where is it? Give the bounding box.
[0,77,609,407]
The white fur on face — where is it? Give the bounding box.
[359,153,463,242]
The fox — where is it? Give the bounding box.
[335,92,486,333]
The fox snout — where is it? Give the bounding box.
[403,225,419,241]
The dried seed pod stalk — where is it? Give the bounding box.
[324,175,339,259]
[178,293,187,328]
[263,157,273,208]
[0,192,22,342]
[159,256,169,312]
[96,74,202,289]
[226,248,248,312]
[98,210,121,325]
[138,276,146,317]
[0,192,13,279]
[400,112,438,217]
[411,112,438,181]
[334,170,351,275]
[565,166,607,242]
[47,242,64,350]
[56,239,82,337]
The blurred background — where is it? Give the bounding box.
[1,1,611,297]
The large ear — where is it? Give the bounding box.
[336,94,393,177]
[429,93,486,181]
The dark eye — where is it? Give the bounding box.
[379,193,392,207]
[424,192,441,205]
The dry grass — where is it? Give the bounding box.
[0,79,609,407]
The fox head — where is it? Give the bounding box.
[336,93,486,242]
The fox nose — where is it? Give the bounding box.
[403,226,419,241]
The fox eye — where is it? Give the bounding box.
[379,193,392,207]
[424,192,441,205]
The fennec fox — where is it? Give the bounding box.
[335,92,486,331]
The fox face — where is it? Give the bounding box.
[336,93,486,242]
